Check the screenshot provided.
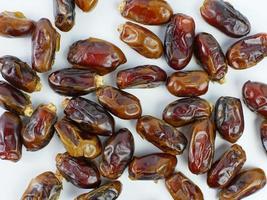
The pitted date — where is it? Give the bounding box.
[128,153,177,180]
[260,120,267,153]
[75,0,98,12]
[68,37,127,75]
[200,0,251,38]
[119,0,173,25]
[0,55,41,93]
[163,97,212,127]
[100,128,134,179]
[164,13,195,70]
[166,71,209,97]
[207,144,246,188]
[136,115,187,155]
[116,65,167,89]
[96,86,142,120]
[215,96,244,143]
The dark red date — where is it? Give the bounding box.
[75,0,98,12]
[260,120,267,153]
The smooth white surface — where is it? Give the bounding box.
[0,0,267,199]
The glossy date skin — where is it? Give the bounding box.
[164,13,195,70]
[215,96,244,143]
[136,115,187,155]
[0,112,22,162]
[100,128,134,179]
[163,97,212,127]
[128,153,177,180]
[116,65,167,89]
[227,33,267,69]
[166,71,209,97]
[219,168,266,200]
[96,86,142,120]
[119,0,173,25]
[68,37,127,75]
[75,0,98,12]
[260,120,267,153]
[165,172,204,200]
[118,22,163,58]
[0,55,41,93]
[207,144,246,189]
[194,32,228,82]
[22,104,57,151]
[200,0,251,38]
[32,18,60,73]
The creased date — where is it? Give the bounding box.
[260,120,267,153]
[75,0,98,12]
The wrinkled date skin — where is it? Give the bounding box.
[136,115,187,155]
[164,13,195,70]
[21,171,62,200]
[207,144,246,189]
[0,112,22,162]
[260,120,267,153]
[215,96,244,143]
[0,81,33,116]
[56,152,101,189]
[32,18,60,73]
[22,104,57,151]
[0,55,41,93]
[128,153,177,180]
[163,97,212,127]
[49,68,103,96]
[119,0,173,25]
[75,0,98,12]
[118,22,163,58]
[75,181,122,200]
[200,0,251,38]
[227,33,267,69]
[100,128,134,179]
[166,172,204,200]
[189,119,216,174]
[54,0,75,32]
[116,65,167,89]
[166,71,209,97]
[55,118,102,159]
[219,168,266,200]
[68,37,127,75]
[64,97,115,136]
[96,86,142,120]
[194,32,228,82]
[0,11,35,37]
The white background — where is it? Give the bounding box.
[0,0,267,199]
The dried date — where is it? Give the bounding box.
[260,120,267,153]
[75,0,98,12]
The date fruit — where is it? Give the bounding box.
[260,120,267,153]
[75,0,98,12]
[68,37,127,75]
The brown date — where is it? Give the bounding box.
[0,55,41,93]
[136,115,187,155]
[0,81,33,116]
[219,168,266,200]
[32,18,60,73]
[227,33,267,69]
[48,68,103,96]
[0,11,35,37]
[207,144,246,189]
[99,128,134,179]
[166,71,209,97]
[96,86,142,120]
[200,0,251,38]
[215,96,244,143]
[63,97,115,136]
[0,112,22,162]
[165,172,204,200]
[164,13,195,70]
[116,65,167,89]
[21,171,62,200]
[194,32,228,82]
[118,22,163,58]
[163,97,212,127]
[75,0,98,12]
[128,153,177,180]
[22,103,57,151]
[260,120,267,153]
[68,37,127,75]
[189,118,215,174]
[55,118,102,159]
[119,0,173,25]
